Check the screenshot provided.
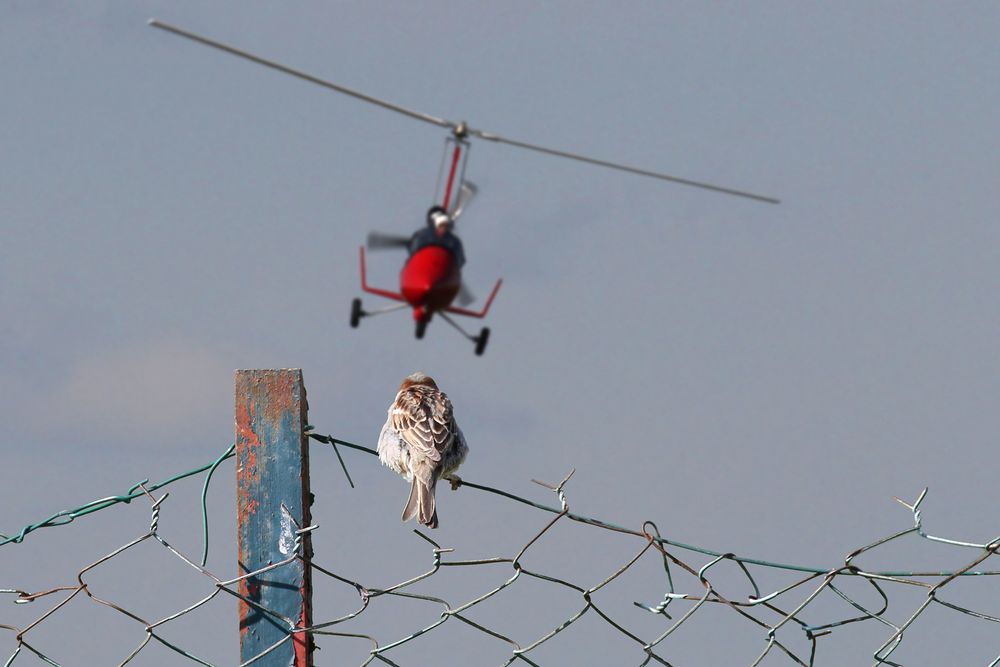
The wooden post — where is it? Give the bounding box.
[235,369,313,666]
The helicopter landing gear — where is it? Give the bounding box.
[350,298,364,328]
[437,311,491,356]
[474,327,490,356]
[349,299,408,329]
[415,319,428,339]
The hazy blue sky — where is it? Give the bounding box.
[3,3,999,664]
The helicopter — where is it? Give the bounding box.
[148,20,780,355]
[357,179,502,355]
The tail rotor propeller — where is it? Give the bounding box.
[450,182,477,222]
[366,231,410,250]
[456,282,476,307]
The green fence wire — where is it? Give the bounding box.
[2,444,235,569]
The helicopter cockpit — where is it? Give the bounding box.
[408,206,466,268]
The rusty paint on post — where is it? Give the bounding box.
[235,369,313,666]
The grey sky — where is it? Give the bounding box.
[3,2,999,664]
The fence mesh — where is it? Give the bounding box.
[3,431,998,666]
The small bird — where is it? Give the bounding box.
[378,372,468,529]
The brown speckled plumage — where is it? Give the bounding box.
[377,372,467,528]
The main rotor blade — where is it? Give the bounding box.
[148,19,455,130]
[149,19,779,204]
[367,232,410,250]
[469,129,780,204]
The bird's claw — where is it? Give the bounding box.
[445,474,463,491]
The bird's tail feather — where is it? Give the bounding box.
[401,477,438,529]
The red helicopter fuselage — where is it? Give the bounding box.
[399,245,461,321]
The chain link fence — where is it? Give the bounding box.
[3,432,998,666]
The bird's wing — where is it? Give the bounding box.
[376,417,393,454]
[391,386,454,464]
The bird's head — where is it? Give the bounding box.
[399,372,438,392]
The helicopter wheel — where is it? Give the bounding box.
[474,327,490,356]
[415,319,428,339]
[350,298,364,328]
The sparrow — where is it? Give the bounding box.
[377,372,468,529]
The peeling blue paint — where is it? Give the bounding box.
[236,370,312,666]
